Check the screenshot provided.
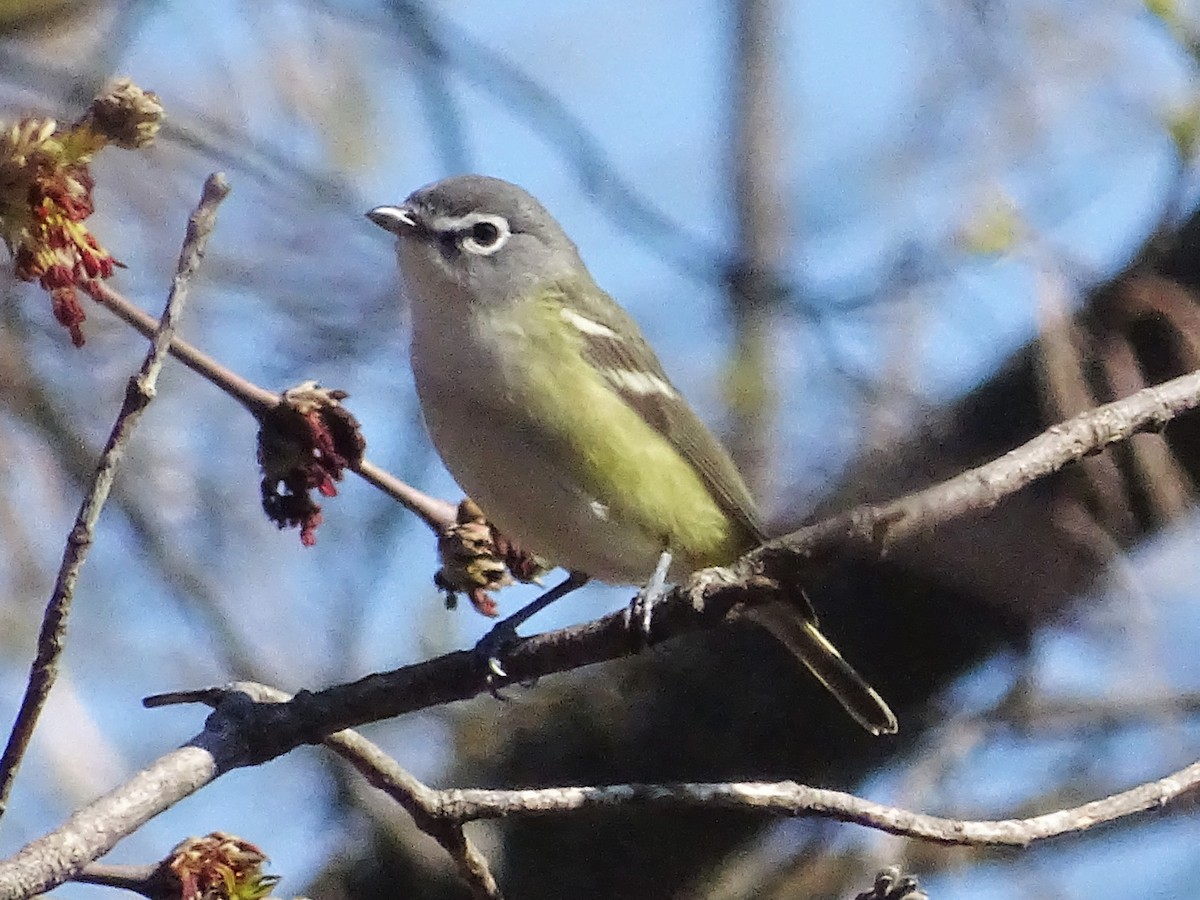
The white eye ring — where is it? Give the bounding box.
[458,213,511,256]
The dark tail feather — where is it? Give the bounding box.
[743,603,898,735]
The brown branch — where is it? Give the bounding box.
[90,282,457,532]
[89,280,277,417]
[0,173,230,819]
[73,863,175,899]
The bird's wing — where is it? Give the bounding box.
[554,280,767,545]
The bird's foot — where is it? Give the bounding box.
[469,571,591,697]
[473,620,521,697]
[623,550,673,648]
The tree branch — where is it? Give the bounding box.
[118,366,1200,756]
[89,282,457,532]
[2,676,1197,898]
[426,764,1200,846]
[0,173,230,819]
[73,862,175,899]
[761,366,1200,566]
[0,682,501,900]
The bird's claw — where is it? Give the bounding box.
[624,549,673,648]
[473,621,519,696]
[624,583,664,649]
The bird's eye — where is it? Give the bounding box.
[459,215,509,255]
[471,221,499,246]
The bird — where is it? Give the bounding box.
[367,174,896,735]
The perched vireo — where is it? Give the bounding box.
[367,175,896,735]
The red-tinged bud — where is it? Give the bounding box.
[166,832,278,900]
[435,498,550,618]
[50,287,85,347]
[0,81,158,345]
[257,382,365,546]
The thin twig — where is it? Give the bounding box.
[231,684,503,900]
[90,283,457,532]
[0,173,231,819]
[89,281,277,416]
[427,768,1200,846]
[328,729,502,899]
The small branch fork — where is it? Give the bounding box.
[88,281,458,532]
[2,679,1198,899]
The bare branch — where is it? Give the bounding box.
[0,743,221,898]
[4,675,1198,898]
[89,281,278,417]
[0,682,501,900]
[221,684,503,900]
[325,729,502,900]
[427,762,1200,846]
[761,367,1200,567]
[0,173,230,819]
[73,863,175,899]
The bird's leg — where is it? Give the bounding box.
[475,570,590,681]
[625,549,673,642]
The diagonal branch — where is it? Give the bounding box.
[0,173,231,820]
[89,282,457,532]
[126,366,1200,753]
[761,367,1200,565]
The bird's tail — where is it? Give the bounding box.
[743,602,898,735]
